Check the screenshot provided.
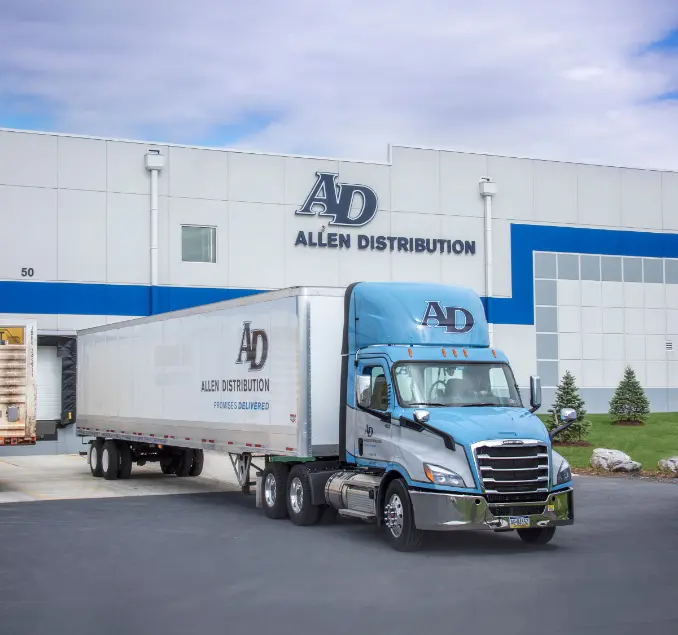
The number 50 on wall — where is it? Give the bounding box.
[21,268,34,277]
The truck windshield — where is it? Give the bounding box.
[393,362,523,408]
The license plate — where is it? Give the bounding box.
[509,516,530,529]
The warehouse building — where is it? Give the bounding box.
[0,127,677,453]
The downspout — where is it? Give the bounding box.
[145,149,165,315]
[479,177,497,346]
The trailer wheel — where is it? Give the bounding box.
[383,479,423,552]
[517,527,556,544]
[174,449,193,477]
[89,440,104,477]
[286,465,322,526]
[117,442,133,479]
[189,449,204,477]
[101,440,119,481]
[261,463,289,519]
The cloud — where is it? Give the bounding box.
[1,0,677,169]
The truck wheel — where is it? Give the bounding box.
[189,449,204,477]
[286,465,321,526]
[117,442,133,479]
[261,464,289,519]
[89,440,103,477]
[174,449,193,477]
[517,527,556,544]
[101,440,119,481]
[383,479,423,552]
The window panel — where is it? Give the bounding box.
[181,225,217,263]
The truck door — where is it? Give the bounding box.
[353,360,394,465]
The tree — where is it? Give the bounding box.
[609,365,650,424]
[547,370,591,443]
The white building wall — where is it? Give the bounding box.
[1,129,678,418]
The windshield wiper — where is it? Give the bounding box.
[407,402,448,408]
[460,402,499,407]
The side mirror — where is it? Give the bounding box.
[560,408,577,423]
[356,374,372,408]
[529,375,542,413]
[550,408,577,440]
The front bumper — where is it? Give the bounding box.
[410,488,574,532]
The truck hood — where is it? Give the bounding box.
[407,407,550,447]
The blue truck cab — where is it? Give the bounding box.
[337,281,575,550]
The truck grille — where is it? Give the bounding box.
[474,441,549,495]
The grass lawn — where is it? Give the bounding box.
[538,412,678,472]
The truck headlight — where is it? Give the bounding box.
[556,459,572,485]
[423,463,466,488]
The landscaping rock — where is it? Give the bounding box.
[590,448,642,472]
[658,457,678,475]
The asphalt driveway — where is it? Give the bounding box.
[1,475,676,635]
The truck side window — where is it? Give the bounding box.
[365,366,389,411]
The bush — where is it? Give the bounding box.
[547,370,591,443]
[609,365,650,424]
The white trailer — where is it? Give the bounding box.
[77,287,345,484]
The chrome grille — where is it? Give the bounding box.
[474,441,549,495]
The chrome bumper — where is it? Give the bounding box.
[410,488,574,532]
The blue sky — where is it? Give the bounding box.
[1,1,677,168]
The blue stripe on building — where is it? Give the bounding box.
[1,223,678,325]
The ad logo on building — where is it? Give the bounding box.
[295,172,378,227]
[293,172,476,257]
[420,302,474,334]
[236,322,269,371]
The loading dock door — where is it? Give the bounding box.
[37,346,62,421]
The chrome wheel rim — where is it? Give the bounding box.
[264,473,277,507]
[102,447,109,473]
[385,493,404,538]
[290,477,304,514]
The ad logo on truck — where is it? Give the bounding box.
[420,302,474,334]
[200,322,271,412]
[236,322,268,371]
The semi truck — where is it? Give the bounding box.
[76,282,575,551]
[0,319,37,447]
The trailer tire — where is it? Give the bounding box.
[517,526,556,544]
[261,464,289,519]
[89,440,104,477]
[286,465,322,526]
[189,449,204,477]
[174,449,192,477]
[383,479,423,552]
[101,440,119,481]
[117,442,133,479]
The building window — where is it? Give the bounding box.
[181,225,216,263]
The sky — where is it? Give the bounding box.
[1,1,678,169]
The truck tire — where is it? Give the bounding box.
[117,441,133,479]
[517,527,556,544]
[174,449,193,477]
[89,440,104,477]
[261,463,289,519]
[189,449,204,477]
[383,479,423,552]
[286,465,322,526]
[101,440,119,481]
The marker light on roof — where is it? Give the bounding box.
[463,349,468,358]
[442,349,447,357]
[453,349,458,357]
[492,349,497,358]
[408,348,413,357]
